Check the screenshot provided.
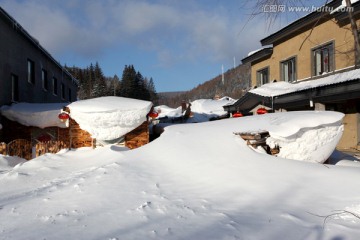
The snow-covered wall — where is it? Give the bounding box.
[68,96,152,141]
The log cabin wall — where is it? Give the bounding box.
[125,121,149,149]
[69,118,94,148]
[58,127,70,147]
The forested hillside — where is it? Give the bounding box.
[158,63,250,107]
[66,63,158,103]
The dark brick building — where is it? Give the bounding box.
[0,6,78,106]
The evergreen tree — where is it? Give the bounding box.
[91,62,108,97]
[147,77,158,103]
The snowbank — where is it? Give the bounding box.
[0,103,68,128]
[68,96,152,141]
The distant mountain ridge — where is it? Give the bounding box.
[158,63,250,107]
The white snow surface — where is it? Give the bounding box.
[1,111,360,240]
[67,96,152,141]
[190,97,235,116]
[0,103,68,128]
[250,68,360,97]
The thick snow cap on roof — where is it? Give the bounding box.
[0,103,67,128]
[250,68,360,97]
[67,96,152,141]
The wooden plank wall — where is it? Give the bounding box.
[125,121,149,149]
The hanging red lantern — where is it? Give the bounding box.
[256,108,268,115]
[58,112,70,122]
[148,111,159,119]
[232,112,243,118]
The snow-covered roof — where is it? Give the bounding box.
[68,96,152,141]
[246,46,273,57]
[250,68,360,97]
[0,97,153,141]
[190,97,235,116]
[0,103,68,128]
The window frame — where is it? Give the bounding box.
[256,66,270,86]
[42,69,48,91]
[280,56,297,82]
[311,41,335,76]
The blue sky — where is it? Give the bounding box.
[1,0,325,92]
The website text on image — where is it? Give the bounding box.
[262,4,354,13]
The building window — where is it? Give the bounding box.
[11,74,19,102]
[42,69,48,90]
[27,59,35,84]
[256,67,269,86]
[312,42,334,76]
[281,57,296,82]
[61,83,65,99]
[53,77,58,95]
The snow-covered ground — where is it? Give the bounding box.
[0,111,360,240]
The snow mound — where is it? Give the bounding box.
[68,96,152,141]
[262,111,344,163]
[0,103,68,128]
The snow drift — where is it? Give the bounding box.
[0,111,358,240]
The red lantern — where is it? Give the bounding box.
[233,112,243,118]
[256,108,268,115]
[58,112,70,122]
[148,111,159,119]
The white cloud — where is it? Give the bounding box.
[0,0,274,66]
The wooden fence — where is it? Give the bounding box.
[0,139,69,160]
